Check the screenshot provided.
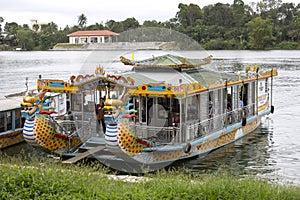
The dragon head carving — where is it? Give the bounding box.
[21,91,56,119]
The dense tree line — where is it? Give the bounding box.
[0,0,299,50]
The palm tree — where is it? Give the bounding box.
[78,14,87,30]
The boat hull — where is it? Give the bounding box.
[0,129,24,149]
[22,115,81,151]
[73,114,263,173]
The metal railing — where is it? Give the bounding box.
[48,116,97,152]
[129,103,256,144]
[184,103,256,141]
[130,123,180,144]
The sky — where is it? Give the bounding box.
[1,0,299,29]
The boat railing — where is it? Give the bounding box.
[61,119,94,152]
[126,103,257,144]
[130,123,181,144]
[50,116,94,139]
[128,104,256,144]
[184,103,256,142]
[53,120,77,135]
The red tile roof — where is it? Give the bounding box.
[67,30,118,37]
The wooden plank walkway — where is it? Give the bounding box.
[62,145,105,164]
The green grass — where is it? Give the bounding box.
[0,156,299,200]
[53,43,84,49]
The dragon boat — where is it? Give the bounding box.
[20,53,277,173]
[0,98,24,149]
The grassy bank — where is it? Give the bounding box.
[0,157,299,200]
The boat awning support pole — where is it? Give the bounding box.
[179,98,183,143]
[256,73,259,116]
[12,110,16,131]
[270,69,274,113]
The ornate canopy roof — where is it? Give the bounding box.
[120,54,212,71]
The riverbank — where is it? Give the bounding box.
[0,157,299,200]
[52,42,176,51]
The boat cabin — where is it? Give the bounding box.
[0,98,24,149]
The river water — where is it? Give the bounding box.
[1,50,299,185]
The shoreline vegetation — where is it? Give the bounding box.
[0,157,299,199]
[0,1,300,51]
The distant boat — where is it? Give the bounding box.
[0,97,24,149]
[15,48,22,51]
[20,53,278,173]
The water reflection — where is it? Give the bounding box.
[175,123,275,177]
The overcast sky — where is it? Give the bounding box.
[1,0,299,29]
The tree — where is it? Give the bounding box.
[176,3,202,27]
[257,0,282,14]
[143,20,162,27]
[203,3,234,27]
[232,0,252,27]
[4,22,18,33]
[121,18,140,31]
[41,22,58,34]
[278,3,296,26]
[246,17,274,49]
[78,13,87,30]
[39,22,59,49]
[86,23,105,30]
[105,20,124,33]
[4,22,19,46]
[0,16,4,32]
[17,27,34,50]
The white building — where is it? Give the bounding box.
[67,30,119,44]
[30,19,48,32]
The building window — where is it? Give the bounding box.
[91,37,98,43]
[80,37,88,44]
[100,37,104,43]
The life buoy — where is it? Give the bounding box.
[184,143,192,154]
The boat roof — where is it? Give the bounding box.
[120,54,212,70]
[74,54,242,89]
[0,97,22,112]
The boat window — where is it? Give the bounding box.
[171,98,180,126]
[139,96,154,124]
[187,95,199,121]
[6,111,12,130]
[200,92,208,121]
[265,79,268,93]
[15,109,22,129]
[250,82,256,116]
[240,84,248,107]
[157,97,170,110]
[157,97,172,126]
[214,89,222,115]
[132,97,139,123]
[232,85,239,110]
[208,91,214,118]
[0,112,4,132]
[226,87,233,112]
[71,93,82,112]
